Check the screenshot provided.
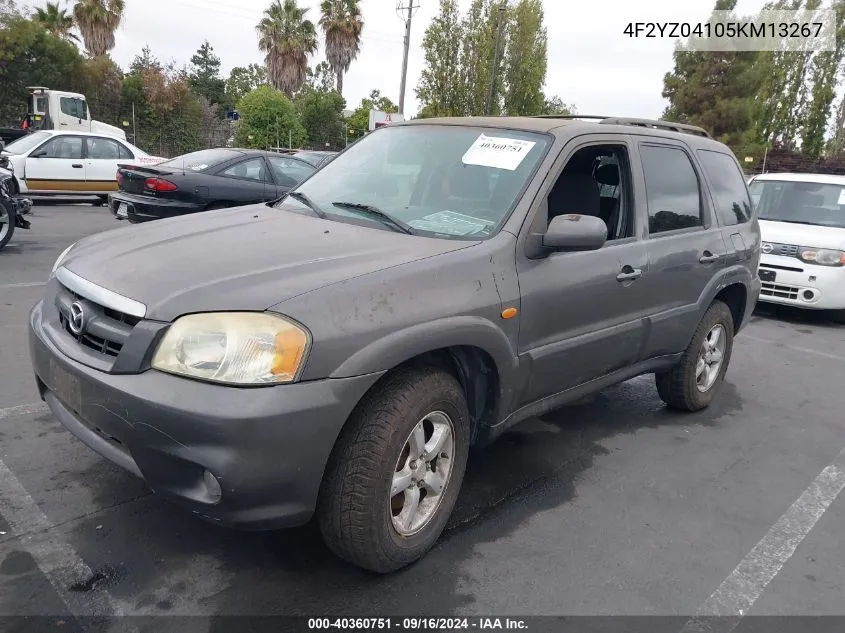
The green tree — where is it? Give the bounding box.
[72,0,124,57]
[346,89,397,135]
[256,0,318,97]
[235,84,306,148]
[189,40,227,108]
[121,57,205,157]
[319,0,363,98]
[459,0,497,115]
[540,94,574,115]
[226,63,268,106]
[0,14,85,124]
[416,0,465,117]
[129,44,161,74]
[34,1,79,42]
[662,0,763,155]
[296,88,346,149]
[303,60,335,93]
[502,0,546,116]
[800,0,845,157]
[80,55,124,128]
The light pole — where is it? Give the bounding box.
[396,1,421,115]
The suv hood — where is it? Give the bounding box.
[760,219,845,251]
[61,204,475,321]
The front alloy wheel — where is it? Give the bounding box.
[391,412,455,536]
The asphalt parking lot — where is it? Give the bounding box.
[1,204,845,632]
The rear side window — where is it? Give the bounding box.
[697,149,752,226]
[639,144,703,235]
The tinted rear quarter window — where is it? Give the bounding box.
[639,144,703,234]
[697,149,752,226]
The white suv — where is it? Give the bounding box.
[748,172,845,322]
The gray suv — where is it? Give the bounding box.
[29,115,761,573]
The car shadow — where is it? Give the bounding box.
[60,375,743,623]
[751,303,843,329]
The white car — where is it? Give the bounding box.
[748,172,845,322]
[0,130,164,204]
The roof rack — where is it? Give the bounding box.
[599,117,711,138]
[533,115,610,121]
[532,114,712,138]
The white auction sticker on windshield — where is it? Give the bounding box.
[462,134,536,171]
[837,188,845,205]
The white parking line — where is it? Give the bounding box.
[0,281,46,289]
[681,446,845,633]
[0,458,133,627]
[0,402,48,420]
[741,334,845,364]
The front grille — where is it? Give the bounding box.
[55,283,140,357]
[761,282,800,300]
[763,242,800,258]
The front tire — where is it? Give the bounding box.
[655,300,735,412]
[317,366,470,573]
[0,200,16,251]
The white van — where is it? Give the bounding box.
[748,172,845,322]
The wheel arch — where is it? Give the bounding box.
[330,317,519,444]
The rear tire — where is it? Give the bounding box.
[317,366,470,573]
[0,200,15,251]
[93,196,108,207]
[655,300,734,412]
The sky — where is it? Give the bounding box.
[21,0,767,118]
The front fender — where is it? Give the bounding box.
[330,315,520,416]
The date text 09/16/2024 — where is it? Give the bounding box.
[307,618,529,630]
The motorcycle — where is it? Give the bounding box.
[0,140,32,252]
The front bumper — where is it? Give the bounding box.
[29,299,385,530]
[108,192,205,223]
[758,255,845,310]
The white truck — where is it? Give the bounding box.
[0,87,127,144]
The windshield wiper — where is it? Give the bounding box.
[284,191,326,219]
[331,202,414,235]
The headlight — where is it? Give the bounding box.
[151,312,310,385]
[798,247,845,267]
[51,242,77,275]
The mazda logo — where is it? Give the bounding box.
[68,301,85,335]
[761,242,773,254]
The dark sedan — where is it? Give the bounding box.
[108,148,317,223]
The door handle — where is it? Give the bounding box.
[616,267,642,282]
[71,164,83,168]
[699,251,720,264]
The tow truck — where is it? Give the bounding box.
[0,87,126,145]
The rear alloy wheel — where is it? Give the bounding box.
[317,366,470,573]
[656,300,734,411]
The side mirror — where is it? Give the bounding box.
[543,214,607,251]
[31,150,47,158]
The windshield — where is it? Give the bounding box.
[278,124,551,239]
[749,179,845,228]
[156,148,238,171]
[2,131,51,155]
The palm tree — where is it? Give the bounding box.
[319,0,363,97]
[34,1,79,42]
[256,0,318,97]
[72,0,125,57]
